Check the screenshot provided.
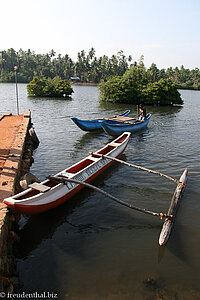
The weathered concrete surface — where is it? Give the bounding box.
[0,111,31,201]
[0,110,37,295]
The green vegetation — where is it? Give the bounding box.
[0,48,131,84]
[99,64,183,106]
[27,76,73,97]
[0,48,200,90]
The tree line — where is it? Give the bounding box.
[0,48,200,89]
[0,48,131,84]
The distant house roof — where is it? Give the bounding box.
[70,77,80,80]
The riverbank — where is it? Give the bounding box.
[69,81,98,86]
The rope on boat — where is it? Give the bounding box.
[89,152,180,184]
[47,175,174,220]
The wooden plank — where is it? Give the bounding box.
[107,116,145,124]
[105,116,136,122]
[159,168,188,246]
[29,182,51,192]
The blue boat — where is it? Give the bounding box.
[100,113,151,136]
[71,110,130,131]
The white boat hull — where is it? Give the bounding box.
[4,132,131,214]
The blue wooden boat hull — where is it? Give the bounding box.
[100,114,151,136]
[71,110,130,131]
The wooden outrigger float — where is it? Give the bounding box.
[159,168,188,246]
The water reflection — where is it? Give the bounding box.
[27,96,73,102]
[72,131,105,151]
[15,191,89,259]
[15,195,162,262]
[166,223,188,262]
[149,105,183,115]
[157,221,188,264]
[72,121,150,152]
[99,101,183,116]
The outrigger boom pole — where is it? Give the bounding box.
[47,175,174,220]
[89,152,180,184]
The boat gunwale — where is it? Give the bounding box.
[71,110,131,123]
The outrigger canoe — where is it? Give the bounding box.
[71,110,130,131]
[4,132,131,214]
[100,113,151,136]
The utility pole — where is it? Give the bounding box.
[14,66,19,115]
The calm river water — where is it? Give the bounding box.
[0,83,200,299]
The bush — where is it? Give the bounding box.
[99,77,133,103]
[99,65,183,106]
[27,76,73,97]
[142,79,183,105]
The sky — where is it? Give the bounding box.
[1,0,200,69]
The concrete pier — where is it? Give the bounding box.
[0,111,39,295]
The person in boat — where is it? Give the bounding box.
[138,104,146,120]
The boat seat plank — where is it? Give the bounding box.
[103,116,136,122]
[29,182,51,192]
[59,171,73,177]
[88,156,99,162]
[109,142,119,147]
[111,116,136,121]
[123,119,145,124]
